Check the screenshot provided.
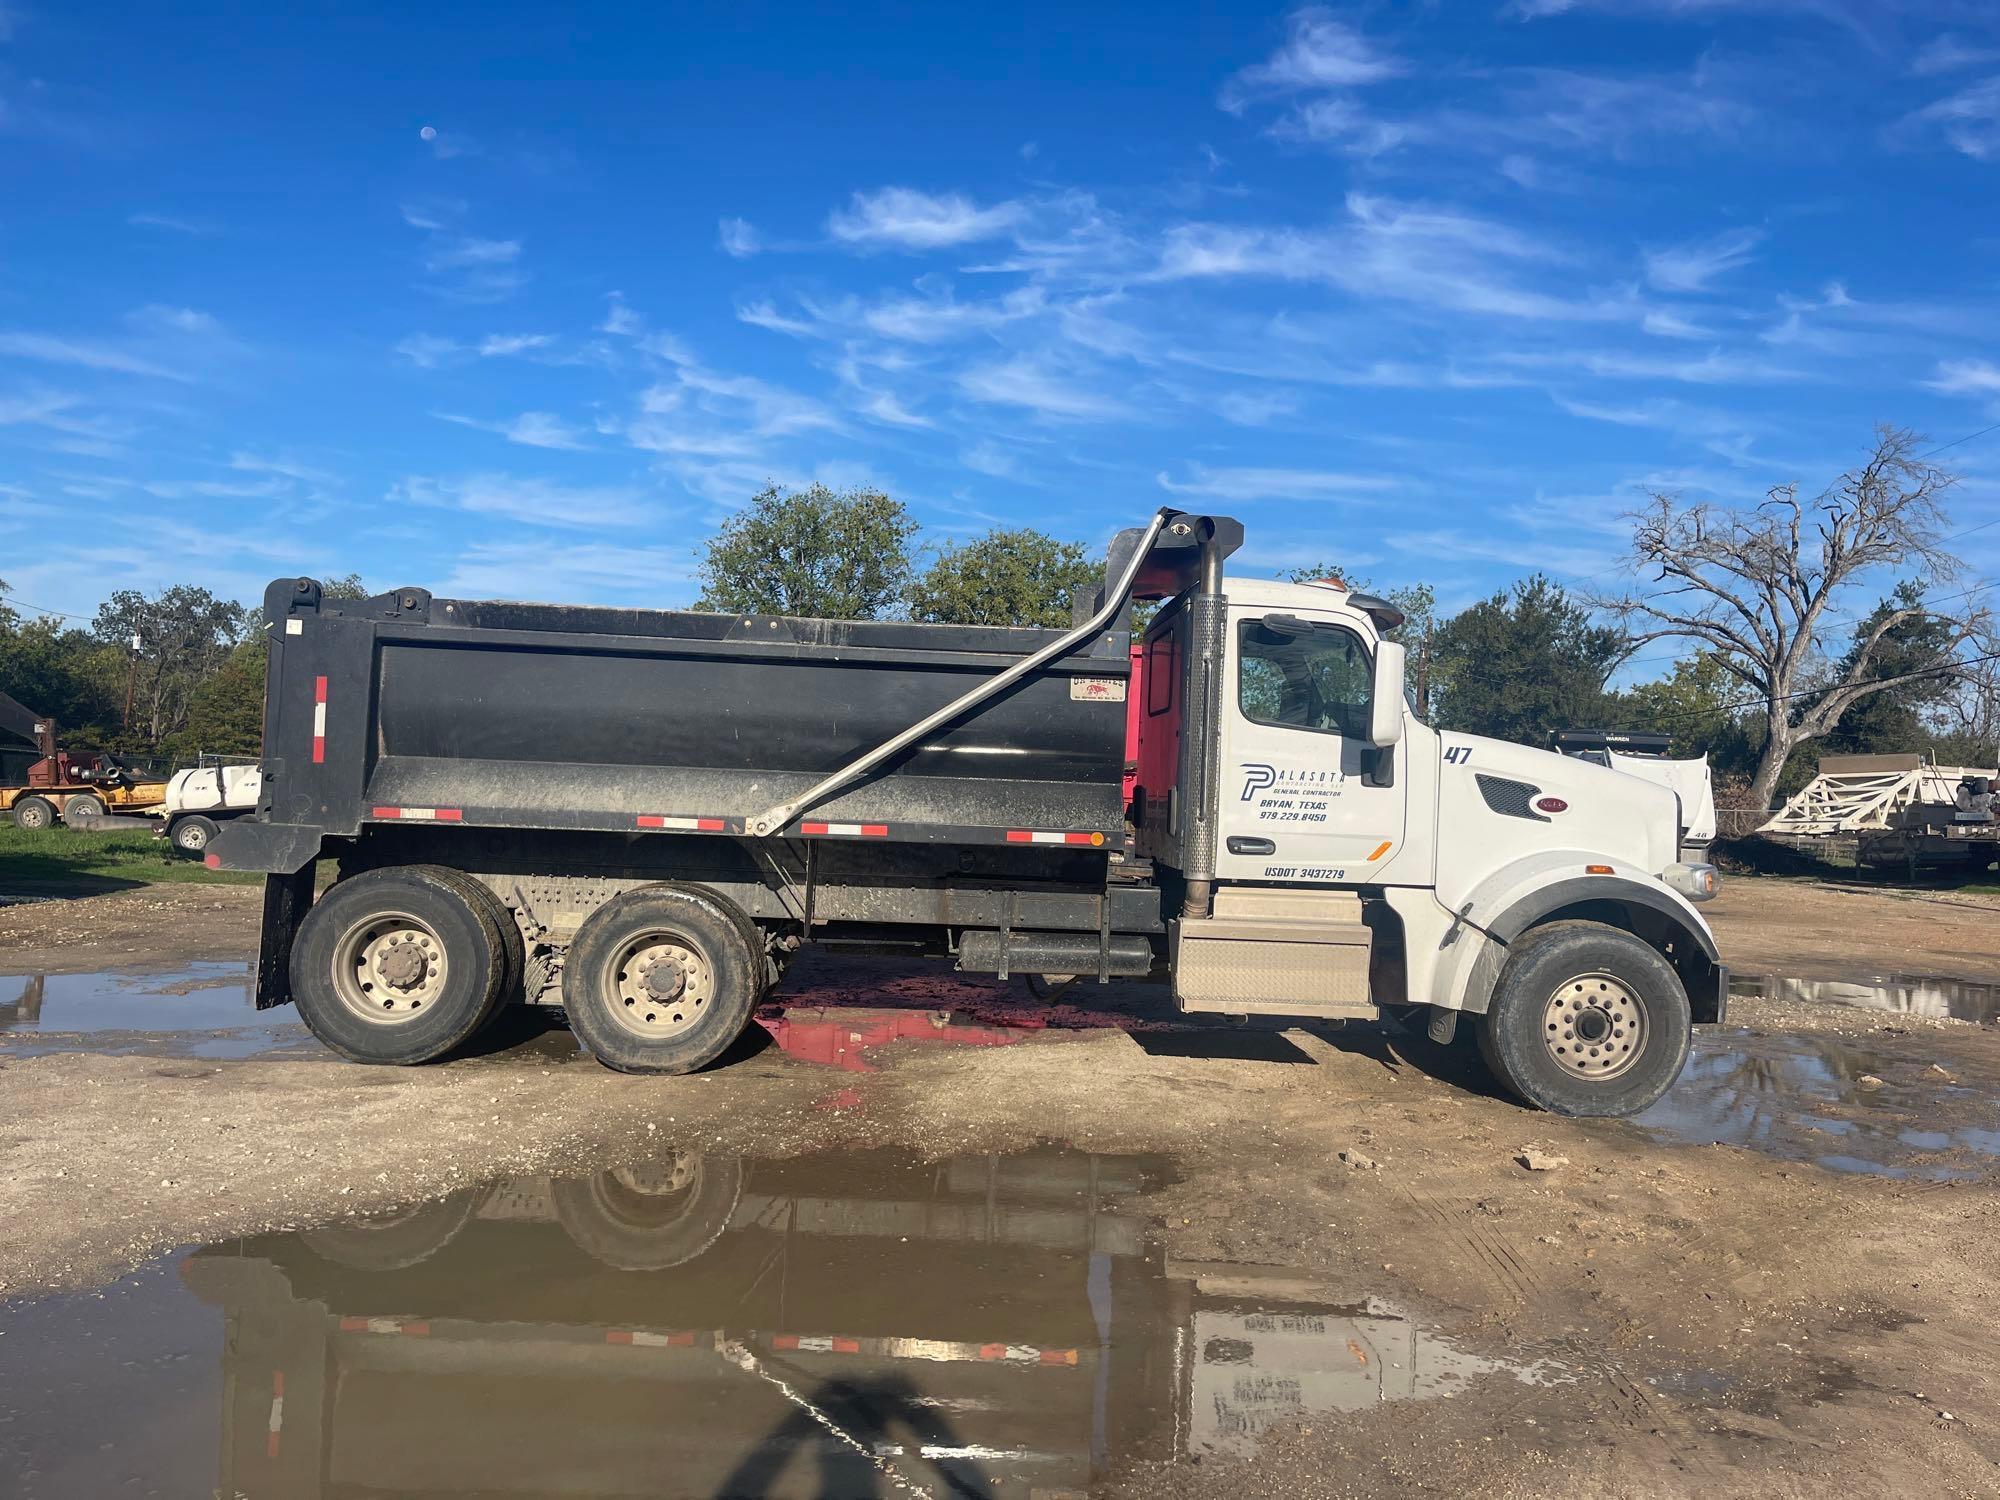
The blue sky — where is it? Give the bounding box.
[3,1,1999,656]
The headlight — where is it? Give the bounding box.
[1663,863,1719,902]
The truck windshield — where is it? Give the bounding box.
[1237,621,1372,738]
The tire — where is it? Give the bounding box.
[301,1191,479,1271]
[426,867,526,1024]
[552,1155,744,1271]
[289,865,508,1064]
[170,814,221,854]
[63,793,106,822]
[1476,922,1693,1118]
[562,885,760,1074]
[11,796,54,831]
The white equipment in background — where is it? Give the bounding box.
[1556,730,1716,861]
[159,761,263,855]
[1760,753,2000,870]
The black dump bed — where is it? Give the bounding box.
[255,584,1135,848]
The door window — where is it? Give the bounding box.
[1237,620,1373,738]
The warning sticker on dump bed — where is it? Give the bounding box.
[1070,677,1127,702]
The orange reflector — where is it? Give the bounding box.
[1585,864,1613,874]
[1365,841,1392,862]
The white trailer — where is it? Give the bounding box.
[1759,753,2000,870]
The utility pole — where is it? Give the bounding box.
[122,632,142,737]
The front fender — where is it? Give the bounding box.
[1429,851,1726,1023]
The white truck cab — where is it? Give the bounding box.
[1135,564,1722,1118]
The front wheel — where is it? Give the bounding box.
[1476,923,1692,1118]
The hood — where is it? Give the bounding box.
[1440,733,1681,874]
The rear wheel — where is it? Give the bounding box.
[1476,922,1692,1118]
[170,814,221,854]
[302,1191,479,1270]
[562,886,759,1074]
[11,796,54,831]
[552,1154,744,1270]
[290,865,507,1064]
[63,792,106,821]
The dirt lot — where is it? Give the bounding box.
[4,874,2000,1496]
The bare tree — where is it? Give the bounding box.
[1599,425,1984,812]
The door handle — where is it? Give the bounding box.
[1227,836,1275,856]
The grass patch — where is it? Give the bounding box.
[0,822,259,890]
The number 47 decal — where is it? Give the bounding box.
[1444,745,1474,764]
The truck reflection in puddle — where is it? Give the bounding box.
[1729,971,2000,1025]
[177,1147,1554,1496]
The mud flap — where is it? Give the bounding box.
[256,868,315,1010]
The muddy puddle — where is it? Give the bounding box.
[1731,971,2000,1024]
[1635,1027,2000,1180]
[0,1145,1560,1497]
[0,964,315,1059]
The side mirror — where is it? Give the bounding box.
[1370,641,1406,748]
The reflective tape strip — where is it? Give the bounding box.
[1005,830,1105,846]
[769,1332,1077,1366]
[1366,840,1393,861]
[607,1329,697,1347]
[636,815,726,832]
[799,822,889,838]
[338,1317,432,1335]
[266,1371,284,1459]
[311,677,327,764]
[370,807,463,822]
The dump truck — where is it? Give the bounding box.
[0,690,167,828]
[210,508,1725,1117]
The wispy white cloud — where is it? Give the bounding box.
[1907,76,2000,159]
[827,187,1025,250]
[1502,346,1807,384]
[600,292,643,337]
[1641,308,1714,339]
[426,236,520,270]
[958,357,1132,421]
[1928,358,2000,397]
[436,540,700,602]
[1214,390,1299,426]
[395,334,461,368]
[1911,34,2000,76]
[718,217,762,257]
[1156,463,1396,502]
[434,410,592,450]
[1643,227,1764,292]
[478,333,556,357]
[391,473,647,529]
[229,451,340,487]
[128,212,212,235]
[0,332,187,380]
[1220,7,1404,111]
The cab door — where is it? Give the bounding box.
[1214,608,1409,886]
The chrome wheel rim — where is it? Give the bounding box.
[605,931,712,1039]
[1541,971,1646,1080]
[330,911,448,1024]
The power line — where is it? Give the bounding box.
[0,591,92,622]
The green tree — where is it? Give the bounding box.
[906,529,1100,628]
[1822,582,1962,755]
[1429,575,1626,745]
[696,483,917,620]
[0,615,126,749]
[91,585,247,746]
